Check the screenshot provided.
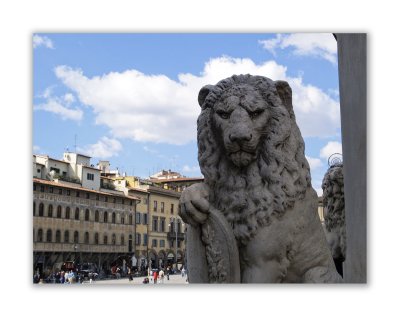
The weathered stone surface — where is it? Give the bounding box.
[322,164,346,276]
[179,74,341,283]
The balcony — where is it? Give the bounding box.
[167,232,185,240]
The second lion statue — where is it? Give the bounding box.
[179,74,342,283]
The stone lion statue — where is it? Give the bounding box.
[322,164,346,276]
[179,74,341,283]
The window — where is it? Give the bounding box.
[85,209,90,221]
[57,205,62,218]
[153,200,158,212]
[58,188,62,195]
[40,185,44,192]
[112,234,116,245]
[160,218,165,232]
[104,212,108,223]
[122,199,125,205]
[121,215,125,224]
[65,207,70,219]
[94,233,99,245]
[56,230,61,243]
[152,239,157,247]
[95,210,99,222]
[33,184,36,191]
[178,240,181,248]
[129,214,133,225]
[130,200,133,206]
[160,240,165,248]
[64,231,69,243]
[171,204,174,214]
[46,229,52,242]
[136,212,141,224]
[113,198,116,203]
[121,235,125,246]
[84,232,89,244]
[103,234,108,245]
[96,194,99,201]
[75,208,80,220]
[50,167,60,174]
[37,169,41,173]
[136,233,141,245]
[143,198,148,205]
[152,217,158,232]
[66,190,70,196]
[39,203,44,217]
[33,202,36,216]
[48,205,53,217]
[87,173,94,181]
[161,202,165,213]
[105,196,108,202]
[62,171,67,177]
[112,212,116,224]
[37,229,43,242]
[76,191,80,197]
[143,213,148,225]
[49,187,53,193]
[74,231,79,243]
[86,193,90,199]
[143,234,148,246]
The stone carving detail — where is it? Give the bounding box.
[180,74,341,283]
[322,164,346,276]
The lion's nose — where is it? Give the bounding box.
[229,132,253,143]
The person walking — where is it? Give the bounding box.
[159,269,165,284]
[153,270,158,284]
[166,266,170,280]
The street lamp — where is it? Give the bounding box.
[169,217,179,271]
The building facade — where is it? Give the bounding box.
[33,153,139,277]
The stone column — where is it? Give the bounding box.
[335,33,367,283]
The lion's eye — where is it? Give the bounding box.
[216,111,231,119]
[248,109,264,119]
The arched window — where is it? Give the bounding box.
[84,232,89,244]
[56,230,61,243]
[75,208,79,220]
[121,214,125,224]
[112,212,116,224]
[37,229,43,242]
[129,214,133,225]
[74,231,79,243]
[39,203,44,217]
[95,210,99,222]
[57,205,62,218]
[112,233,116,245]
[65,207,70,219]
[64,231,69,243]
[121,234,125,246]
[104,212,108,223]
[33,202,36,216]
[94,232,99,245]
[48,204,53,217]
[103,234,108,245]
[85,209,90,221]
[46,229,52,242]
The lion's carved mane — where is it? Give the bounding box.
[197,75,312,246]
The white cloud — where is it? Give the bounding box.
[53,55,340,144]
[34,90,83,121]
[320,141,342,160]
[33,35,54,49]
[182,164,200,174]
[77,136,122,159]
[259,33,337,64]
[306,155,323,171]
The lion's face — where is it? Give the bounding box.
[211,84,270,168]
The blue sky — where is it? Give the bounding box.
[33,33,342,195]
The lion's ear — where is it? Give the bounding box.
[274,80,293,114]
[198,85,214,107]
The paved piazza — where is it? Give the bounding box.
[85,274,188,285]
